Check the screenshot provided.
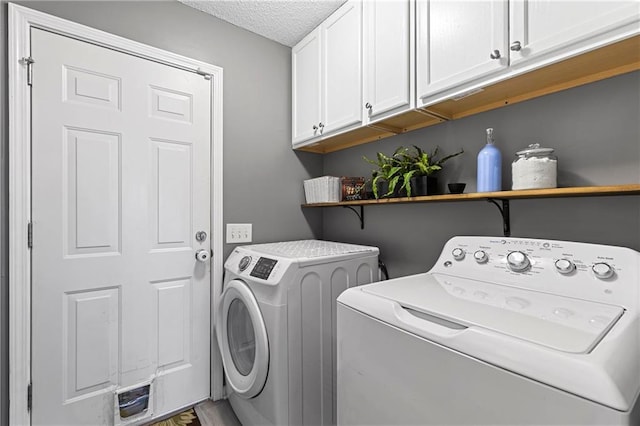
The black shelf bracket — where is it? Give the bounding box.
[487,199,511,237]
[343,205,365,230]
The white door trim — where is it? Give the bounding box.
[8,4,224,425]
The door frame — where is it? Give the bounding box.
[8,4,224,425]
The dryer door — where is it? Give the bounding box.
[217,279,269,398]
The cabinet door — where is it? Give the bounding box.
[363,0,414,122]
[292,28,322,145]
[322,0,362,135]
[417,0,508,100]
[510,0,640,67]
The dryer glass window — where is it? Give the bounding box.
[227,298,256,376]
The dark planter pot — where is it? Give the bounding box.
[375,181,407,198]
[410,176,438,196]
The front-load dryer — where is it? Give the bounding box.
[217,240,379,425]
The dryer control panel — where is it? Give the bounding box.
[431,236,640,309]
[250,257,278,280]
[224,248,292,285]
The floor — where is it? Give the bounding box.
[194,399,241,426]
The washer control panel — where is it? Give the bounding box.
[506,251,531,272]
[432,236,640,307]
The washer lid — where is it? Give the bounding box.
[244,240,379,265]
[248,239,377,257]
[362,273,623,354]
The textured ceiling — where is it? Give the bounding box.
[178,0,347,47]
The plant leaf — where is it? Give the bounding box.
[371,175,381,199]
[386,175,400,196]
[435,148,464,166]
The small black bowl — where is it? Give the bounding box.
[448,183,466,194]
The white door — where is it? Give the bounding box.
[30,28,211,425]
[416,0,508,100]
[322,0,362,135]
[292,28,323,145]
[363,0,414,122]
[509,0,640,66]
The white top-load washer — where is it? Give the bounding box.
[217,240,379,425]
[337,236,640,425]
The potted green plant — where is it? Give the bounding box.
[364,147,416,198]
[409,145,464,196]
[364,145,464,198]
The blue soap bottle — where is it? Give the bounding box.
[477,128,502,192]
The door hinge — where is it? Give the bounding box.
[27,222,33,249]
[196,68,212,80]
[21,57,35,86]
[27,382,32,412]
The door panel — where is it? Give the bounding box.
[151,140,192,247]
[64,288,120,400]
[31,28,211,425]
[154,280,191,367]
[65,128,121,255]
[64,66,121,109]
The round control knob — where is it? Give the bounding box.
[507,251,530,272]
[195,249,210,263]
[452,248,465,261]
[592,262,614,279]
[238,255,252,272]
[474,250,489,264]
[554,258,576,275]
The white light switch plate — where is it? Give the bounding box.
[226,223,252,243]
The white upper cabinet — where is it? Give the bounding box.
[417,0,508,101]
[292,0,362,146]
[323,1,363,135]
[293,0,638,152]
[292,28,322,145]
[510,0,640,67]
[417,0,639,107]
[363,0,415,123]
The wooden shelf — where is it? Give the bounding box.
[303,184,640,235]
[294,35,640,154]
[302,184,640,207]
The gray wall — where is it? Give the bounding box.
[323,71,640,278]
[0,1,322,423]
[2,1,639,423]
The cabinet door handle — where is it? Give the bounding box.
[510,41,522,51]
[490,49,501,59]
[313,124,318,130]
[365,102,372,110]
[319,122,324,129]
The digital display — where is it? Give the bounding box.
[250,257,277,280]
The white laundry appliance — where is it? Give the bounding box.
[217,240,379,425]
[337,236,640,425]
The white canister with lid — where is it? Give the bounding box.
[511,143,557,190]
